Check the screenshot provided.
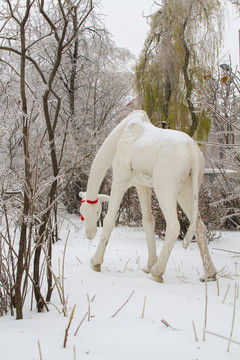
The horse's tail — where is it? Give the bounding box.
[182,143,204,249]
[86,111,149,199]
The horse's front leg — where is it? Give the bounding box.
[91,182,128,272]
[136,184,157,273]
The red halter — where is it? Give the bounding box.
[80,199,98,221]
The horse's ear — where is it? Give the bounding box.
[79,191,86,200]
[98,194,110,202]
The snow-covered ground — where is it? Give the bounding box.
[1,215,240,360]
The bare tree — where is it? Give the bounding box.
[0,0,94,318]
[55,10,134,213]
[0,0,134,318]
[197,63,240,228]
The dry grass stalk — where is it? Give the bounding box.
[38,340,43,360]
[192,321,198,342]
[87,294,91,321]
[212,248,240,255]
[76,256,83,265]
[216,277,220,296]
[136,252,141,269]
[204,330,240,346]
[161,319,178,330]
[41,245,65,313]
[58,257,61,278]
[63,304,76,348]
[41,231,70,316]
[222,284,230,304]
[48,302,61,314]
[73,345,76,360]
[141,296,146,319]
[227,283,238,352]
[234,262,238,277]
[61,230,70,314]
[74,311,88,336]
[123,258,131,272]
[202,256,208,342]
[111,290,134,318]
[217,267,234,279]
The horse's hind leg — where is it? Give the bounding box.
[151,188,180,282]
[178,178,217,280]
[195,217,217,280]
[136,184,157,273]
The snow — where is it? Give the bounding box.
[134,123,193,149]
[123,111,194,148]
[1,216,240,360]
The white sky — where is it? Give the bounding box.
[222,3,239,68]
[99,0,157,57]
[100,0,240,68]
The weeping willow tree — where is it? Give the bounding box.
[135,0,223,138]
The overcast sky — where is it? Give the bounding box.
[100,0,240,68]
[99,0,157,57]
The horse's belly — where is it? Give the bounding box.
[130,147,156,187]
[134,173,153,187]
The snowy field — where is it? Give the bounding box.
[1,215,240,360]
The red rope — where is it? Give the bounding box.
[80,199,98,221]
[86,199,98,204]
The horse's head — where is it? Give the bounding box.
[79,191,110,240]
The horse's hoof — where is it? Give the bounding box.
[92,264,101,272]
[152,274,164,283]
[90,257,102,272]
[200,275,217,282]
[151,266,164,283]
[142,266,151,274]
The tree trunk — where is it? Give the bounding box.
[181,18,198,138]
[15,13,32,319]
[46,237,53,302]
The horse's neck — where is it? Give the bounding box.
[86,117,129,200]
[86,147,110,201]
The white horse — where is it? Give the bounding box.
[80,110,216,282]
